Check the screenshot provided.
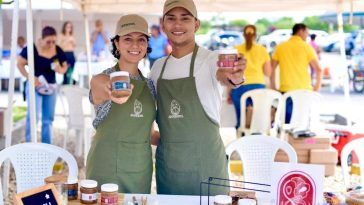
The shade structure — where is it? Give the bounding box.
[66,0,364,14]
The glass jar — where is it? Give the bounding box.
[44,175,68,205]
[80,180,98,204]
[101,183,119,205]
[110,71,131,98]
[65,178,78,200]
[214,195,232,205]
[217,49,238,68]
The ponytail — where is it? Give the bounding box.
[243,25,257,51]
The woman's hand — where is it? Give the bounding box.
[110,84,134,104]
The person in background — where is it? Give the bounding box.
[59,21,76,84]
[227,25,271,131]
[148,24,169,68]
[87,14,157,193]
[309,34,321,82]
[16,36,26,55]
[17,26,68,143]
[91,19,109,57]
[270,23,322,123]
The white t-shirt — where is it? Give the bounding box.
[149,46,223,125]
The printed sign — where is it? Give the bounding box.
[13,183,62,205]
[271,162,324,205]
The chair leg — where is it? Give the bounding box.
[2,160,10,199]
[63,128,68,149]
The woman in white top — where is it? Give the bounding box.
[59,21,76,84]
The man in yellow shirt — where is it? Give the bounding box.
[270,23,322,123]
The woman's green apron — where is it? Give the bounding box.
[156,45,229,195]
[86,67,156,193]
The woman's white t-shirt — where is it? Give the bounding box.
[149,46,223,125]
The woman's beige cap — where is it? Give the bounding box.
[115,14,149,37]
[163,0,197,18]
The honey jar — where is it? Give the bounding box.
[65,178,78,200]
[101,183,119,205]
[110,71,131,98]
[217,49,238,68]
[80,180,98,204]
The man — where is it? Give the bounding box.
[148,25,169,68]
[91,19,109,57]
[270,23,322,123]
[150,0,246,195]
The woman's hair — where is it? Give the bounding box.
[110,35,152,59]
[243,25,257,51]
[61,21,73,35]
[42,26,57,39]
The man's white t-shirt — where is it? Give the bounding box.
[149,46,223,125]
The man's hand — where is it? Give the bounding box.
[217,54,247,88]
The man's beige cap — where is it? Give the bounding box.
[115,14,149,37]
[163,0,197,18]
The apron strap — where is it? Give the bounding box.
[159,44,199,79]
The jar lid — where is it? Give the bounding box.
[44,175,67,184]
[110,71,129,78]
[217,49,238,55]
[66,178,78,184]
[80,179,98,188]
[214,195,232,204]
[101,183,119,192]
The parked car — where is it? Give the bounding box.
[203,30,244,51]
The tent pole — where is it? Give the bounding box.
[2,0,19,198]
[26,0,37,142]
[83,10,92,88]
[337,0,352,126]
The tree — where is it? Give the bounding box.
[197,20,211,35]
[229,19,249,27]
[303,16,329,31]
[273,17,295,29]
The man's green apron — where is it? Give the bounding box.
[156,45,229,195]
[86,67,156,193]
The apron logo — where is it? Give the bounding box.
[130,99,144,118]
[169,99,183,119]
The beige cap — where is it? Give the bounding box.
[115,14,149,37]
[163,0,197,18]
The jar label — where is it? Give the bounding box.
[81,193,97,201]
[101,195,118,204]
[67,189,78,197]
[112,81,129,91]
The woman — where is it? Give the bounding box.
[86,14,157,193]
[59,21,76,84]
[17,26,68,143]
[227,25,271,131]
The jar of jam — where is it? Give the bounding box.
[65,178,78,200]
[217,49,238,68]
[101,183,119,205]
[80,180,98,204]
[214,195,232,205]
[110,71,131,98]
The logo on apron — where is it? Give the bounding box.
[130,99,144,118]
[169,99,184,119]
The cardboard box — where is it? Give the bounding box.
[288,134,331,150]
[311,163,336,176]
[274,149,310,163]
[310,147,338,164]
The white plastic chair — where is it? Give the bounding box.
[225,135,297,192]
[59,85,94,160]
[0,143,78,204]
[276,90,322,140]
[238,89,282,137]
[341,138,364,188]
